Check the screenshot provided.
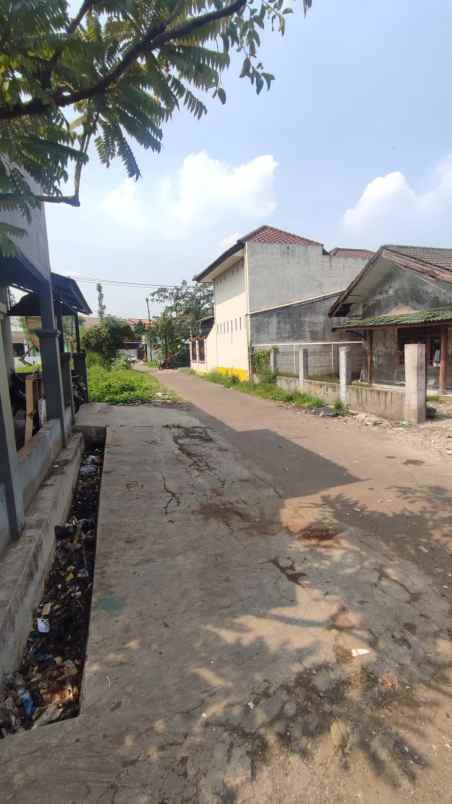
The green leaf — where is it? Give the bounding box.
[217,87,226,104]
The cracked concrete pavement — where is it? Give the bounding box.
[1,374,452,803]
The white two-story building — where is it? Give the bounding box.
[193,225,373,379]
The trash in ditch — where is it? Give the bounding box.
[80,465,96,477]
[18,688,35,717]
[351,648,370,658]
[0,447,103,739]
[37,617,50,634]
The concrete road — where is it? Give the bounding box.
[1,377,452,804]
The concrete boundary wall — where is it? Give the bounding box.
[0,433,83,682]
[275,375,406,421]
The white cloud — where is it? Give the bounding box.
[102,151,278,238]
[103,178,147,231]
[342,155,452,246]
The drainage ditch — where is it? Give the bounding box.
[0,443,104,737]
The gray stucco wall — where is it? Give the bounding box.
[246,241,368,313]
[1,175,51,279]
[351,266,452,388]
[250,295,360,345]
[360,265,452,318]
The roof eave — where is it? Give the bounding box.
[194,241,245,283]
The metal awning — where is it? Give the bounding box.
[51,273,91,315]
[8,293,74,317]
[8,274,91,317]
[334,308,452,330]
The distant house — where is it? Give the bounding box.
[329,245,452,392]
[193,225,372,378]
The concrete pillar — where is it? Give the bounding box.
[404,343,426,423]
[61,353,74,423]
[339,346,352,405]
[439,327,448,395]
[269,347,277,375]
[298,348,309,389]
[36,282,66,445]
[0,303,24,541]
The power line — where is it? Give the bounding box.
[68,275,177,289]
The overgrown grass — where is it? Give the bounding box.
[201,371,325,409]
[88,364,163,404]
[15,363,41,373]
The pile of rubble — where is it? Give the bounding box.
[0,449,102,738]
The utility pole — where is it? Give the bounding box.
[145,296,152,361]
[97,283,106,321]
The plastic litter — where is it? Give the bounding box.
[37,617,50,634]
[351,648,370,658]
[0,447,102,739]
[79,465,97,477]
[18,689,35,717]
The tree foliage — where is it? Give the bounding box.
[81,315,133,363]
[133,320,146,336]
[150,279,213,339]
[0,0,313,250]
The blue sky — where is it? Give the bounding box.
[47,0,452,318]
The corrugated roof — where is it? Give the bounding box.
[339,308,452,329]
[385,245,452,272]
[329,247,374,259]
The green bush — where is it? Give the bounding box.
[86,351,105,368]
[111,355,131,370]
[201,373,324,409]
[88,365,162,404]
[15,363,41,374]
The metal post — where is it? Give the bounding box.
[37,281,66,445]
[0,304,24,541]
[440,327,448,395]
[74,313,81,353]
[367,330,374,385]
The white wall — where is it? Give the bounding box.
[212,257,249,375]
[247,241,368,313]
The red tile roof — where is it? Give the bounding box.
[242,225,323,247]
[194,225,323,281]
[329,248,375,259]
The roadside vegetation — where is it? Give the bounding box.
[200,371,325,409]
[15,363,41,374]
[88,363,162,404]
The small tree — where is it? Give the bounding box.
[133,320,146,337]
[150,281,213,340]
[82,316,133,364]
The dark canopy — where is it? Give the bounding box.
[8,273,91,317]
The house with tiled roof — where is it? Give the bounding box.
[329,245,452,392]
[193,225,372,378]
